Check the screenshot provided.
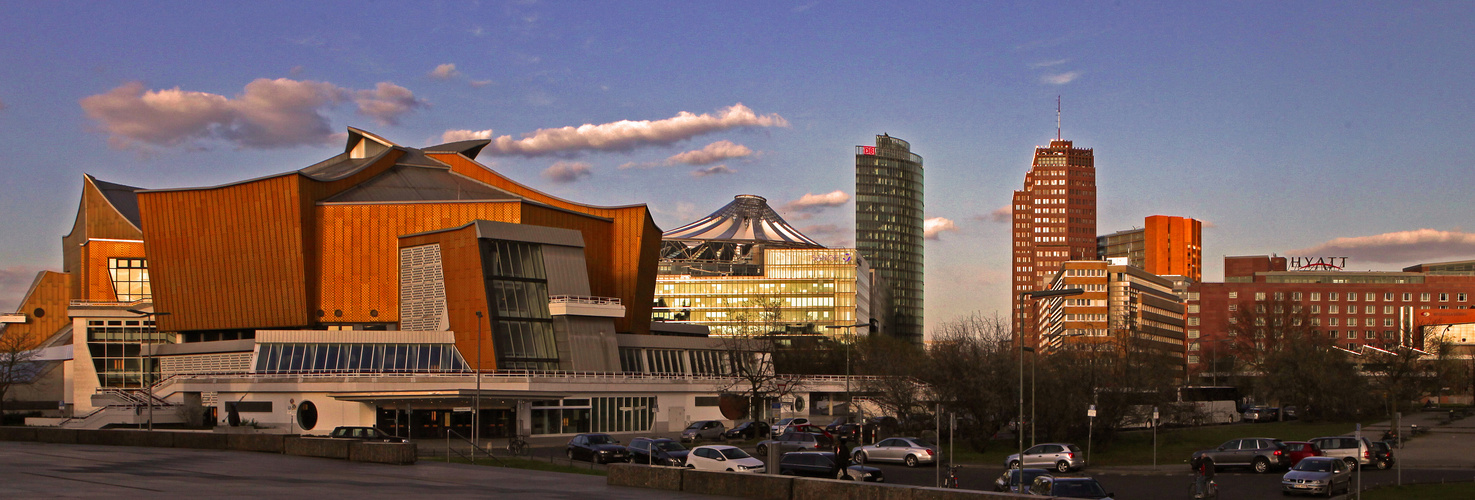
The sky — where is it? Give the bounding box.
[2,1,1474,338]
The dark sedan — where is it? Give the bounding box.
[723,420,770,440]
[566,433,629,464]
[777,451,884,482]
[628,437,688,466]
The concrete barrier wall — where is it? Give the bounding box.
[0,427,414,465]
[683,469,793,500]
[609,464,1042,500]
[173,432,229,450]
[607,463,684,491]
[227,433,285,454]
[285,437,351,460]
[348,442,417,465]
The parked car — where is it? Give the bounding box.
[1282,405,1300,420]
[994,468,1050,493]
[1027,476,1114,499]
[680,420,727,443]
[1281,441,1324,467]
[686,444,765,473]
[770,417,810,437]
[1006,443,1086,473]
[1191,437,1290,473]
[327,426,405,442]
[830,422,861,442]
[777,451,884,482]
[1369,440,1395,470]
[565,433,629,464]
[1280,456,1351,496]
[851,437,938,467]
[1309,436,1373,468]
[722,421,769,440]
[1242,406,1280,422]
[628,437,689,466]
[756,432,837,456]
[823,417,849,433]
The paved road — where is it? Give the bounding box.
[0,441,728,499]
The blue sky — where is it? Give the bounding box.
[3,1,1474,336]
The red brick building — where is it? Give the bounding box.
[1186,256,1475,375]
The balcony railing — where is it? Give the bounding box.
[549,295,622,306]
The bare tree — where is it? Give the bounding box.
[716,296,804,422]
[0,328,43,417]
[1225,295,1367,420]
[910,313,1017,451]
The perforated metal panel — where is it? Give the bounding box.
[399,244,448,331]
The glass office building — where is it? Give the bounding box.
[855,134,924,345]
[656,195,872,338]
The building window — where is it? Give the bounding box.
[1329,318,1339,326]
[1422,293,1431,302]
[1329,330,1338,339]
[1383,318,1394,327]
[1311,305,1321,314]
[1189,342,1201,352]
[1188,355,1200,364]
[1329,292,1338,301]
[1441,293,1450,302]
[481,240,557,370]
[1292,292,1302,301]
[1255,292,1266,301]
[1228,304,1237,312]
[1187,304,1200,313]
[1402,293,1412,301]
[1228,292,1238,299]
[1461,293,1469,302]
[1367,293,1376,301]
[1348,318,1359,327]
[1187,329,1200,339]
[1347,293,1357,302]
[1347,305,1358,314]
[1385,293,1394,301]
[107,258,151,302]
[1329,305,1340,314]
[1311,292,1321,301]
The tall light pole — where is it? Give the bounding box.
[126,309,170,432]
[474,311,484,450]
[825,323,869,421]
[1015,289,1084,468]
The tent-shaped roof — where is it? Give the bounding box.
[662,194,822,247]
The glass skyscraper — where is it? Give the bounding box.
[855,134,924,345]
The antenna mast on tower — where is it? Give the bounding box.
[1056,95,1062,141]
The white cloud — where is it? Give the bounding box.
[430,63,461,80]
[542,161,593,184]
[924,217,959,240]
[456,103,788,157]
[1290,229,1475,264]
[620,140,755,170]
[441,129,495,143]
[1041,72,1082,85]
[782,190,850,212]
[668,140,753,166]
[691,165,735,177]
[80,79,426,149]
[799,224,852,247]
[1030,59,1070,68]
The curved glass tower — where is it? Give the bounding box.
[855,134,924,345]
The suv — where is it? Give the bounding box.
[1369,440,1395,470]
[1310,436,1373,468]
[628,437,689,466]
[1005,442,1086,473]
[1192,437,1290,473]
[680,420,726,443]
[327,426,405,442]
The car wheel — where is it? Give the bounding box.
[686,464,695,469]
[1056,460,1072,473]
[595,455,607,465]
[1343,457,1357,469]
[1253,457,1270,473]
[854,452,867,464]
[905,454,919,467]
[566,449,574,460]
[756,444,768,456]
[726,468,734,472]
[1008,460,1021,470]
[1376,459,1390,470]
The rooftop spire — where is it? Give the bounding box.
[1056,95,1062,141]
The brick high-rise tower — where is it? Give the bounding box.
[1011,138,1096,343]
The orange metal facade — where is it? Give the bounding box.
[1143,215,1202,282]
[4,271,71,350]
[131,132,658,336]
[397,224,498,370]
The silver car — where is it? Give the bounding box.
[1281,456,1351,496]
[1309,436,1373,467]
[851,437,938,467]
[680,420,726,443]
[1005,442,1086,473]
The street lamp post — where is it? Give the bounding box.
[126,309,170,432]
[1015,288,1084,468]
[825,323,869,423]
[474,311,484,452]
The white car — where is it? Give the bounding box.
[686,445,766,473]
[770,417,809,437]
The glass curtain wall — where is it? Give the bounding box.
[480,240,559,370]
[86,319,170,388]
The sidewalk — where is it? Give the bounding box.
[1371,409,1475,469]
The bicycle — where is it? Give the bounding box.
[507,435,530,456]
[1189,476,1218,499]
[944,464,962,489]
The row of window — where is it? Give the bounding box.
[253,343,470,373]
[1230,291,1467,302]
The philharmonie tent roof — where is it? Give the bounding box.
[662,194,823,248]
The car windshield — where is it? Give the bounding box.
[686,422,705,430]
[655,442,686,452]
[719,448,752,459]
[586,435,615,445]
[1054,480,1107,497]
[1295,460,1333,472]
